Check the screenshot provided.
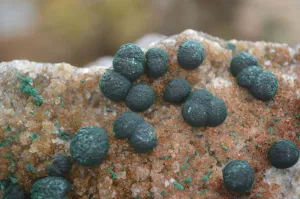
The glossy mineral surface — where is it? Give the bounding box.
[0,29,300,198]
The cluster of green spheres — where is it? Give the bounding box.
[113,111,158,153]
[230,52,278,101]
[182,89,227,127]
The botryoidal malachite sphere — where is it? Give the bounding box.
[268,140,299,169]
[125,84,155,112]
[113,43,145,81]
[99,69,131,101]
[3,184,25,199]
[70,126,109,166]
[130,122,158,153]
[237,66,263,89]
[182,89,227,127]
[48,154,72,177]
[177,40,205,69]
[230,52,259,77]
[163,78,191,103]
[223,160,255,193]
[31,177,72,199]
[146,48,169,78]
[113,111,144,139]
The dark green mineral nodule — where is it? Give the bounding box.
[99,69,131,101]
[177,40,205,69]
[48,154,72,177]
[236,65,263,89]
[113,111,144,139]
[146,47,169,78]
[130,122,158,153]
[187,89,213,103]
[230,52,259,77]
[250,70,278,101]
[3,184,25,199]
[268,140,299,169]
[182,100,208,127]
[163,78,191,103]
[125,84,155,112]
[223,160,255,193]
[31,177,71,199]
[70,126,109,166]
[113,43,145,81]
[206,97,227,127]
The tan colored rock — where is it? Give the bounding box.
[0,30,300,198]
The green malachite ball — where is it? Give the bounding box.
[146,48,169,78]
[70,126,109,166]
[3,185,25,199]
[177,40,205,69]
[230,52,259,77]
[268,140,299,169]
[163,78,191,103]
[236,66,263,89]
[223,160,255,193]
[48,154,72,177]
[113,43,145,81]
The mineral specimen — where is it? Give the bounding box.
[47,154,72,177]
[113,43,145,81]
[113,111,144,139]
[177,40,205,69]
[99,69,131,101]
[30,177,71,199]
[163,78,191,103]
[129,122,157,153]
[125,84,155,112]
[70,126,109,166]
[230,52,259,77]
[268,140,299,169]
[0,29,300,198]
[223,160,255,193]
[145,48,169,78]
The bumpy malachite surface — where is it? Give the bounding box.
[163,78,191,103]
[146,48,169,78]
[230,52,259,77]
[177,40,205,69]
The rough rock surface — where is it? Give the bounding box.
[0,29,300,199]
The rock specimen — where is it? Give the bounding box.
[0,29,300,198]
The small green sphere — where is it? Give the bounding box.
[31,177,71,199]
[125,84,155,112]
[99,69,131,101]
[70,126,109,166]
[3,185,25,199]
[236,66,263,89]
[250,70,278,101]
[206,97,227,127]
[146,48,169,78]
[113,43,145,81]
[163,78,191,103]
[48,154,72,177]
[113,111,144,139]
[268,140,299,169]
[182,100,207,127]
[177,40,205,69]
[223,160,255,193]
[230,52,259,77]
[130,122,158,153]
[187,89,213,103]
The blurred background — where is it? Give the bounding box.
[0,0,299,67]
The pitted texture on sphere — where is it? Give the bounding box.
[99,69,131,101]
[268,140,299,169]
[223,160,255,193]
[187,89,213,103]
[237,66,263,89]
[48,154,72,177]
[177,40,205,69]
[31,177,71,199]
[146,48,169,78]
[182,100,208,127]
[113,111,144,139]
[206,97,227,127]
[130,122,158,153]
[70,126,109,166]
[113,43,145,81]
[3,185,25,199]
[125,84,155,112]
[163,78,191,103]
[250,70,278,101]
[230,52,259,77]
